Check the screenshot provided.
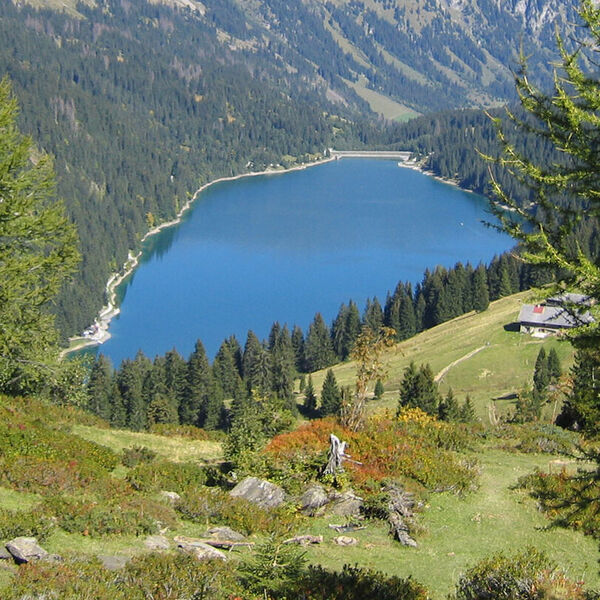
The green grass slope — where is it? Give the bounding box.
[310,291,574,420]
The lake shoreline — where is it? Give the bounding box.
[62,156,336,358]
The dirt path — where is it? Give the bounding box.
[434,344,489,382]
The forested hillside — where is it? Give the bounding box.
[1,0,583,338]
[0,0,393,338]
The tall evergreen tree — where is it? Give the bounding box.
[363,297,384,332]
[86,355,113,422]
[320,369,342,417]
[397,362,441,416]
[303,374,317,413]
[291,325,305,372]
[181,340,213,426]
[438,388,461,422]
[472,263,490,312]
[118,354,148,431]
[547,347,562,381]
[304,312,336,372]
[213,337,243,398]
[164,348,188,413]
[270,324,295,404]
[533,347,550,396]
[0,78,80,396]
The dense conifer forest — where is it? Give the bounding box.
[0,0,396,339]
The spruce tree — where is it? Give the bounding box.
[213,337,243,398]
[164,349,187,414]
[373,378,385,401]
[291,325,305,372]
[547,347,562,381]
[533,348,550,396]
[459,396,477,423]
[398,362,440,416]
[363,297,384,332]
[87,355,113,421]
[472,263,490,312]
[304,313,336,372]
[303,374,317,413]
[320,369,342,416]
[270,324,295,403]
[438,388,461,422]
[558,348,600,435]
[181,340,213,426]
[118,356,147,431]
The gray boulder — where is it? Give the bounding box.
[300,484,329,516]
[229,477,286,509]
[144,535,170,551]
[327,489,363,517]
[203,526,245,542]
[332,535,358,546]
[174,537,227,561]
[6,537,48,563]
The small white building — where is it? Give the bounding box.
[518,295,594,337]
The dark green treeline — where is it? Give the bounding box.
[86,251,553,431]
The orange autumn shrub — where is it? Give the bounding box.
[263,412,479,494]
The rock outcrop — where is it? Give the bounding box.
[229,477,286,509]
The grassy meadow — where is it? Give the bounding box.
[308,291,575,421]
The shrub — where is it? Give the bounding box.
[0,410,118,472]
[121,445,157,468]
[121,552,243,599]
[263,413,480,495]
[127,459,207,495]
[147,423,219,441]
[0,455,105,494]
[451,547,586,600]
[4,554,242,600]
[0,506,54,541]
[493,423,579,455]
[287,564,429,600]
[41,494,177,537]
[518,468,600,538]
[175,487,297,536]
[236,535,308,597]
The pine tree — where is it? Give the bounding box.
[472,263,490,312]
[363,297,384,332]
[291,325,305,372]
[181,340,213,426]
[304,313,336,372]
[397,362,441,416]
[303,374,317,413]
[547,347,562,381]
[270,324,295,404]
[459,396,477,423]
[533,348,550,395]
[118,355,148,431]
[373,378,385,400]
[164,348,187,415]
[320,369,342,416]
[438,388,460,422]
[0,78,80,396]
[558,348,600,435]
[213,337,243,398]
[87,355,113,421]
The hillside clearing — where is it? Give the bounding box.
[70,425,223,464]
[309,292,575,420]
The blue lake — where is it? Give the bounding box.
[98,159,512,365]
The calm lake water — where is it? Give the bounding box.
[98,159,512,365]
